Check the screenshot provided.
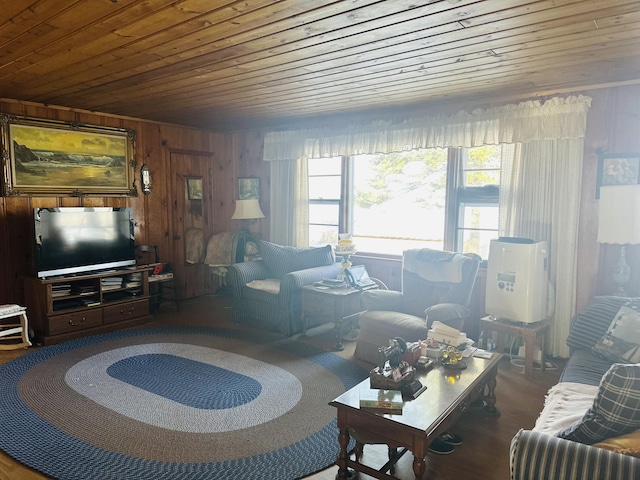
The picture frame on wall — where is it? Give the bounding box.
[596,148,640,199]
[187,177,203,200]
[238,177,260,200]
[0,114,137,197]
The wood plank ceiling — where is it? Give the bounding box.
[1,0,640,131]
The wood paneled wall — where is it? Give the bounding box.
[0,99,266,305]
[3,84,640,314]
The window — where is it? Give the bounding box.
[308,157,342,245]
[308,145,505,257]
[453,145,502,258]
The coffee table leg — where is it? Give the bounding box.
[484,367,501,417]
[335,426,351,479]
[412,455,426,480]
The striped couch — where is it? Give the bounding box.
[227,241,342,336]
[510,296,640,480]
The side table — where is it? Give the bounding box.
[301,285,366,351]
[480,315,550,380]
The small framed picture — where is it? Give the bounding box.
[238,177,260,200]
[596,149,640,198]
[187,177,203,200]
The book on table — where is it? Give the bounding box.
[359,389,403,413]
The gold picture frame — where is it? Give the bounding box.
[1,114,137,197]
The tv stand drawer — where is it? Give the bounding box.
[103,299,149,324]
[48,309,103,335]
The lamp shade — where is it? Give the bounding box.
[598,185,640,244]
[231,199,265,220]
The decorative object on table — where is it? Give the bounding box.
[428,320,468,347]
[420,337,446,358]
[440,346,467,370]
[596,148,640,199]
[359,388,403,413]
[335,233,357,278]
[369,337,420,390]
[597,185,640,296]
[335,233,356,254]
[0,326,367,480]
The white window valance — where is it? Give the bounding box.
[263,95,592,160]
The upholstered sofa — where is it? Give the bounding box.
[227,241,342,336]
[510,296,640,480]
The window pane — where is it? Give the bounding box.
[351,149,447,255]
[309,176,341,199]
[309,203,339,225]
[463,145,502,186]
[459,205,499,230]
[309,225,338,247]
[458,228,498,258]
[464,145,502,170]
[464,170,500,186]
[308,157,341,175]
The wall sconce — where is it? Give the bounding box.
[141,164,152,195]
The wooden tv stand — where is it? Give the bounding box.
[24,267,153,346]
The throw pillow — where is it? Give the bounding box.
[593,428,640,458]
[292,244,335,271]
[592,302,640,363]
[566,296,640,352]
[259,241,335,278]
[557,363,640,444]
[259,241,299,278]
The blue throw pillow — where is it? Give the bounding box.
[557,363,640,444]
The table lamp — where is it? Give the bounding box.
[232,199,265,226]
[598,185,640,296]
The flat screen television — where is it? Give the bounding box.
[34,207,136,278]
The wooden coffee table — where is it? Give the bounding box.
[330,353,503,480]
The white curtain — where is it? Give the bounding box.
[269,158,309,248]
[264,95,591,356]
[499,138,585,357]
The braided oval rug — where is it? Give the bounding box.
[0,326,367,480]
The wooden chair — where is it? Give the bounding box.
[135,245,179,312]
[0,304,32,350]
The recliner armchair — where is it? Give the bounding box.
[354,248,481,364]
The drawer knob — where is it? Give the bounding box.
[68,317,86,326]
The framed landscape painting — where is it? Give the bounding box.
[1,115,137,197]
[238,177,260,200]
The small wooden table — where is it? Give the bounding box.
[301,284,366,351]
[480,315,550,380]
[330,353,502,480]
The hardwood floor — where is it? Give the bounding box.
[0,293,563,480]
